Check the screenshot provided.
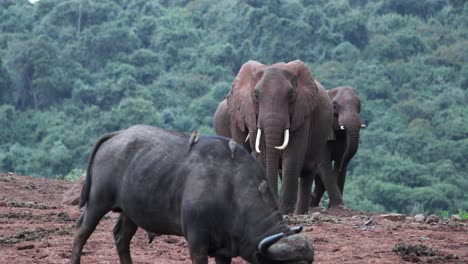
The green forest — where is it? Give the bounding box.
[0,0,466,215]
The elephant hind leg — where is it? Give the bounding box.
[296,170,315,214]
[311,172,326,207]
[319,159,343,208]
[113,214,138,264]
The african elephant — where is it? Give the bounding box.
[214,60,343,214]
[311,86,365,207]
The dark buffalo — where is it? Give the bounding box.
[70,125,314,264]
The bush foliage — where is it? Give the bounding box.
[0,0,466,214]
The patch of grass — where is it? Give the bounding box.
[440,209,468,220]
[457,209,468,220]
[63,168,85,182]
[439,210,449,219]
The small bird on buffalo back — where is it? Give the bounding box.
[228,139,236,159]
[187,130,199,153]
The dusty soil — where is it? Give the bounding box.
[0,173,467,264]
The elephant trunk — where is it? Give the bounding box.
[264,133,282,197]
[262,119,286,197]
[339,116,361,172]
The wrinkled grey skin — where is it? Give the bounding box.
[69,125,314,264]
[311,86,364,207]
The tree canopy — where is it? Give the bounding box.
[0,0,466,215]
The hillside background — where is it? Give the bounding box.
[0,0,466,215]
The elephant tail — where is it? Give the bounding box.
[79,131,120,208]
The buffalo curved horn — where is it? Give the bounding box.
[245,134,250,142]
[274,129,289,150]
[255,129,262,153]
[290,226,303,234]
[340,125,345,130]
[258,232,284,256]
[361,124,366,128]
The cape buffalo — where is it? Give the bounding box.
[70,125,314,264]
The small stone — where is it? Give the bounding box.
[17,244,35,250]
[0,201,7,207]
[405,217,414,223]
[425,214,440,224]
[379,213,406,222]
[414,214,425,223]
[310,212,321,220]
[451,215,461,222]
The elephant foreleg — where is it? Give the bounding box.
[279,170,299,214]
[319,157,343,208]
[335,158,347,196]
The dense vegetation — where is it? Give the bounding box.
[0,0,466,215]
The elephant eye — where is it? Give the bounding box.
[287,89,294,101]
[253,89,260,101]
[332,102,338,110]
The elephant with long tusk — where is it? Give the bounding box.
[311,86,366,207]
[214,60,342,214]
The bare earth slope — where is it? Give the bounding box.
[0,173,467,264]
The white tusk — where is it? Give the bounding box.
[245,134,250,142]
[361,124,366,128]
[340,125,345,130]
[275,129,290,150]
[255,129,262,153]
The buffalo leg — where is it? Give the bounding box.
[113,214,138,264]
[70,206,109,264]
[215,256,231,264]
[185,229,209,264]
[190,254,208,264]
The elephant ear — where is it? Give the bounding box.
[327,87,339,100]
[227,60,265,132]
[283,60,318,131]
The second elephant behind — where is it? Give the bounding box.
[311,86,365,207]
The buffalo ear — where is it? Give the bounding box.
[227,60,265,132]
[283,60,317,131]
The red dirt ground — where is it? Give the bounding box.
[0,173,467,264]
